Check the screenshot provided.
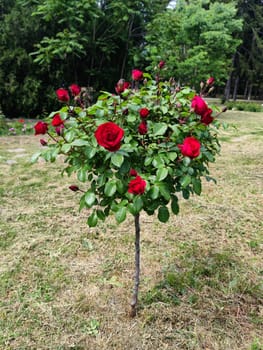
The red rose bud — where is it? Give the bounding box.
[206,77,215,86]
[69,185,79,192]
[95,122,124,152]
[191,95,208,116]
[56,88,70,102]
[158,60,165,69]
[51,113,64,127]
[34,121,48,135]
[55,125,64,136]
[178,136,201,158]
[128,175,146,195]
[69,84,81,96]
[139,108,150,119]
[40,139,47,146]
[221,106,227,113]
[129,168,138,177]
[132,69,143,81]
[138,121,148,135]
[122,108,129,116]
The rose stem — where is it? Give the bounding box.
[130,213,141,317]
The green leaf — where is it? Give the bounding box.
[159,183,171,201]
[87,212,98,227]
[158,206,170,223]
[152,155,165,168]
[85,147,96,159]
[111,153,124,168]
[127,203,136,215]
[180,174,191,188]
[161,106,168,114]
[61,144,71,153]
[149,186,159,200]
[183,157,191,166]
[133,196,143,213]
[31,151,41,163]
[144,156,153,166]
[167,152,178,161]
[116,180,125,194]
[96,209,106,221]
[95,109,104,118]
[77,169,87,182]
[156,168,168,181]
[127,114,136,123]
[115,207,127,223]
[192,178,202,195]
[182,189,190,199]
[153,122,168,136]
[71,139,89,147]
[85,191,96,207]
[171,196,179,215]
[65,130,75,142]
[104,181,117,197]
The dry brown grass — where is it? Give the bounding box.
[0,111,262,350]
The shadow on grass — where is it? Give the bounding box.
[141,243,263,308]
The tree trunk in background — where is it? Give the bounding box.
[233,76,239,101]
[224,75,232,101]
[244,80,248,99]
[248,84,252,100]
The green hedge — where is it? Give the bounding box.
[225,101,263,112]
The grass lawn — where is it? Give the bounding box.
[0,111,262,350]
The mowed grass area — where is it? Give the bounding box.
[0,111,262,350]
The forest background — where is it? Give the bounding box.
[0,0,262,119]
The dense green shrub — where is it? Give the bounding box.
[225,101,263,112]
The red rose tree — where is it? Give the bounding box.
[33,68,225,316]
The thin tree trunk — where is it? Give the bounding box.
[244,80,248,99]
[224,75,232,101]
[130,213,140,317]
[248,84,252,101]
[233,76,239,101]
[120,15,134,78]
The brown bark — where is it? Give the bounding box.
[129,213,140,317]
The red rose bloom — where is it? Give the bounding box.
[51,113,64,127]
[129,169,138,177]
[56,88,70,102]
[132,69,143,81]
[206,77,215,86]
[139,108,150,119]
[115,79,131,94]
[128,176,146,195]
[178,136,201,158]
[191,96,208,116]
[95,122,124,152]
[69,84,81,96]
[34,121,48,135]
[201,108,214,125]
[158,60,165,69]
[138,121,148,135]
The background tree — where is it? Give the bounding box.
[145,0,242,91]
